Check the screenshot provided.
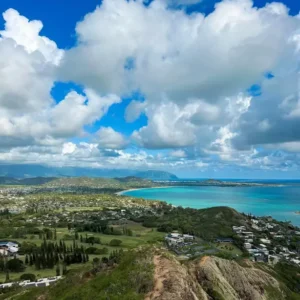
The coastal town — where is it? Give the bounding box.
[234,216,300,266]
[164,215,300,268]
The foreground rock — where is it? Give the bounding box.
[146,254,286,300]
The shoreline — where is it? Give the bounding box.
[116,186,172,196]
[116,183,286,196]
[116,186,300,226]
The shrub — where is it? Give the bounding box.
[20,273,36,282]
[109,239,122,247]
[85,247,98,254]
[63,234,74,240]
[6,259,25,272]
[86,236,101,244]
[95,248,109,255]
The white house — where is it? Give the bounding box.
[169,233,181,239]
[0,241,18,255]
[260,238,271,244]
[183,234,194,241]
[244,242,252,249]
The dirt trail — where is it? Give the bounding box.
[145,255,206,300]
[145,256,167,299]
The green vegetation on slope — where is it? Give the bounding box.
[140,206,246,239]
[8,249,154,300]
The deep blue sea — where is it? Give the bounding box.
[122,181,300,226]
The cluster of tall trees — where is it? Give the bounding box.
[23,238,89,270]
[38,228,57,240]
[74,222,133,237]
[79,234,101,245]
[0,225,55,240]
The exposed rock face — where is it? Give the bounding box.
[195,256,283,300]
[145,255,208,300]
[146,254,286,300]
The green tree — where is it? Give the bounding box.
[35,255,41,270]
[92,257,100,268]
[56,263,60,276]
[6,259,25,272]
[62,263,67,275]
[5,269,10,282]
[109,239,122,247]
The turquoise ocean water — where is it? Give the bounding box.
[122,184,300,226]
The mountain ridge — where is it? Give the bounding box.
[0,164,178,181]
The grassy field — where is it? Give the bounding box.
[0,223,164,283]
[214,242,242,256]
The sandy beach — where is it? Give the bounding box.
[116,186,172,196]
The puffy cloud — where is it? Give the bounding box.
[60,0,297,103]
[0,9,63,65]
[231,72,300,149]
[58,0,300,157]
[62,142,77,155]
[267,142,300,153]
[125,100,146,122]
[50,90,121,137]
[96,127,127,149]
[132,101,197,148]
[0,89,120,147]
[0,9,120,149]
[0,35,55,115]
[0,9,58,145]
[195,161,209,168]
[2,2,300,174]
[170,149,187,158]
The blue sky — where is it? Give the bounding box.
[0,0,300,178]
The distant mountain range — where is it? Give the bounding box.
[0,164,178,181]
[0,177,56,186]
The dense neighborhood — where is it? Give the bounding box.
[233,216,300,266]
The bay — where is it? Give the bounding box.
[122,185,300,226]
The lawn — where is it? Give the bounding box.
[214,242,242,256]
[55,224,164,248]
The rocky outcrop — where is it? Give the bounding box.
[146,254,287,300]
[145,254,208,300]
[195,256,283,300]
